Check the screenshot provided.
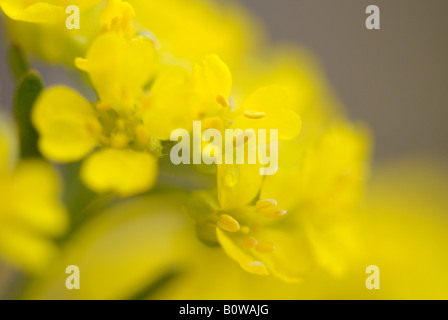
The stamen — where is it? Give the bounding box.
[255,240,275,253]
[243,110,266,119]
[264,209,287,218]
[217,214,240,233]
[242,236,258,250]
[256,199,278,211]
[216,94,230,108]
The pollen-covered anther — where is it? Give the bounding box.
[217,214,240,233]
[264,209,287,218]
[243,110,267,119]
[242,236,258,250]
[255,240,275,254]
[216,94,230,108]
[256,199,278,211]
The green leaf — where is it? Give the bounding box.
[13,71,43,159]
[9,44,30,82]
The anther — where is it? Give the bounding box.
[242,237,258,250]
[243,110,266,119]
[256,199,278,211]
[264,209,287,218]
[217,214,240,233]
[216,94,230,108]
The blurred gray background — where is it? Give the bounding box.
[238,0,448,160]
[1,0,447,161]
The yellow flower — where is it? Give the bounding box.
[141,54,231,140]
[0,121,68,273]
[32,85,159,197]
[142,54,302,145]
[128,0,259,67]
[0,0,103,24]
[32,2,160,196]
[185,121,370,282]
[21,191,191,299]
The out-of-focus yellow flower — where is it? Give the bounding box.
[0,120,68,273]
[128,0,260,67]
[262,122,371,212]
[0,0,103,24]
[3,7,101,66]
[185,121,370,282]
[32,1,159,196]
[21,191,191,299]
[236,46,343,139]
[19,158,448,299]
[3,0,259,68]
[152,165,448,300]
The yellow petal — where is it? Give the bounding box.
[79,32,157,112]
[232,85,302,141]
[128,0,259,66]
[0,225,59,273]
[21,192,190,299]
[80,148,158,196]
[100,0,135,34]
[216,228,269,276]
[142,66,200,140]
[300,122,371,209]
[9,160,68,237]
[217,162,262,210]
[194,54,232,99]
[0,160,67,273]
[32,86,100,162]
[251,228,316,283]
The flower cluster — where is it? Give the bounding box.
[0,0,371,283]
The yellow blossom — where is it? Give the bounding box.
[31,1,160,196]
[184,121,371,282]
[0,121,68,273]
